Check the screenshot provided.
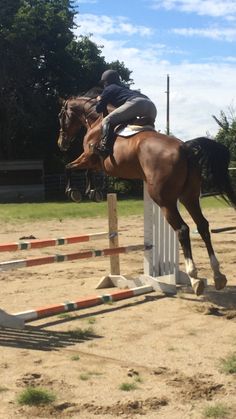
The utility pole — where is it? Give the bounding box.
[166,74,170,135]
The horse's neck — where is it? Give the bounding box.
[83,121,101,152]
[80,97,100,128]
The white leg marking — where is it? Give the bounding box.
[185,258,198,278]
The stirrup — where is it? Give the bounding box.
[96,143,110,157]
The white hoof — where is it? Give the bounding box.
[190,278,205,296]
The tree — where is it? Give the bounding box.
[213,107,236,163]
[0,0,76,162]
[0,0,132,171]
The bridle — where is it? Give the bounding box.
[59,96,98,149]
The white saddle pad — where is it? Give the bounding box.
[116,124,155,137]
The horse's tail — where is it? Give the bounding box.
[185,137,236,208]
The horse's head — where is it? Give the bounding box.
[58,91,102,152]
[57,99,85,152]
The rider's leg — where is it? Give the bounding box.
[97,118,115,156]
[96,101,141,157]
[97,98,157,157]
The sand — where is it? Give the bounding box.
[0,206,235,418]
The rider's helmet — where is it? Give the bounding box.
[100,69,121,86]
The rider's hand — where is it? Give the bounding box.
[96,96,101,101]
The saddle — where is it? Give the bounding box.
[114,116,155,138]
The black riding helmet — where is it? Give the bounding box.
[100,69,121,86]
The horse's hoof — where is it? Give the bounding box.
[191,278,205,296]
[214,274,227,290]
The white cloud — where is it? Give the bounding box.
[75,14,153,37]
[78,34,234,139]
[74,13,235,139]
[172,26,236,42]
[150,0,236,19]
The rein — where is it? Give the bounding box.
[81,96,98,128]
[58,94,101,151]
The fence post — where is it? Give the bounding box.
[107,193,120,275]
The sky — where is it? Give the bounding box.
[74,0,236,140]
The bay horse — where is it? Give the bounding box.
[57,89,236,296]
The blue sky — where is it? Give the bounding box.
[74,0,236,139]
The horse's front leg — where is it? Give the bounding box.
[65,168,72,194]
[66,152,100,170]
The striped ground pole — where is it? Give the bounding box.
[14,285,154,324]
[0,244,152,272]
[0,232,109,252]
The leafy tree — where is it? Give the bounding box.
[0,0,76,163]
[107,60,133,85]
[0,0,132,171]
[213,107,236,163]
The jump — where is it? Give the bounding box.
[57,85,236,296]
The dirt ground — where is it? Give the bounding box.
[0,206,235,419]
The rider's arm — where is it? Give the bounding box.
[95,85,114,113]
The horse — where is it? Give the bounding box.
[57,90,236,296]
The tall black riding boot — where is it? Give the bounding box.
[97,122,114,157]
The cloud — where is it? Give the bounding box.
[150,0,236,19]
[74,13,235,139]
[75,14,153,37]
[172,26,236,42]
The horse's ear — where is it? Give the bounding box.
[58,97,66,106]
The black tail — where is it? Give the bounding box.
[185,137,236,209]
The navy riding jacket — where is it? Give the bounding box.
[95,84,148,114]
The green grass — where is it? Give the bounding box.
[17,387,56,406]
[71,354,80,361]
[119,382,138,391]
[219,353,236,374]
[79,371,103,381]
[0,196,229,222]
[0,386,8,392]
[199,196,229,209]
[0,199,144,222]
[203,403,230,418]
[86,317,96,324]
[57,313,72,319]
[66,326,95,339]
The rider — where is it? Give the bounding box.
[95,69,157,156]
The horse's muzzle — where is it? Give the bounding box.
[57,134,70,152]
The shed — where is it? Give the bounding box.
[0,160,44,202]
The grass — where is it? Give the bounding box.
[57,313,72,319]
[79,371,103,381]
[203,403,230,418]
[71,355,80,361]
[87,317,96,324]
[119,382,138,391]
[79,373,90,381]
[17,387,56,406]
[219,353,236,374]
[0,199,144,222]
[66,327,95,340]
[0,386,8,392]
[0,196,229,222]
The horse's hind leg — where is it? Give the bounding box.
[159,204,205,296]
[180,196,227,291]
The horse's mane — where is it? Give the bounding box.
[64,87,102,104]
[81,86,103,98]
[64,87,102,103]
